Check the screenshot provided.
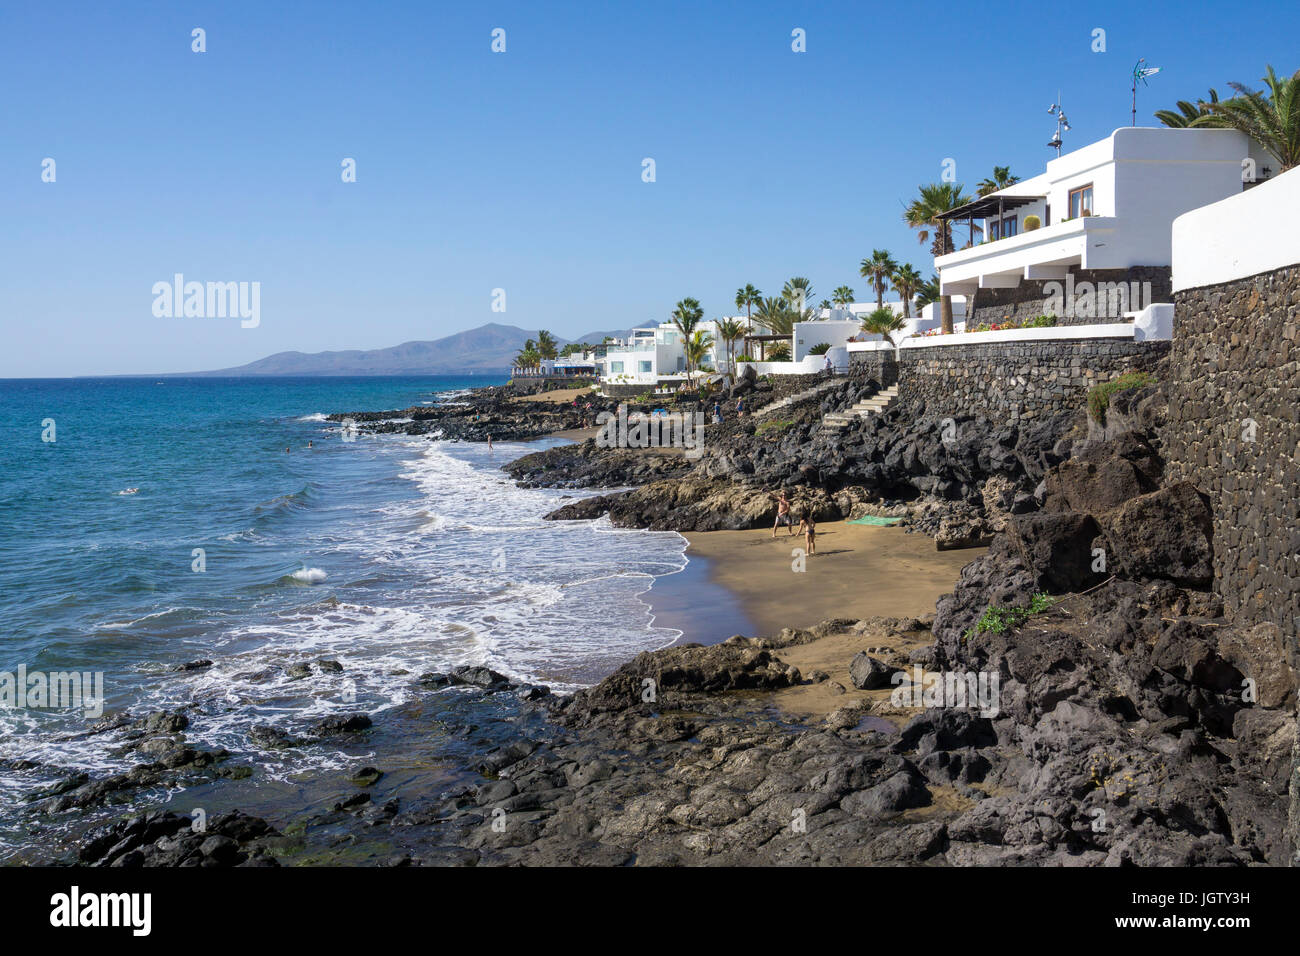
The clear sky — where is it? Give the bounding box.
[3,0,1296,377]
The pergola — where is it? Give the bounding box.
[742,332,793,360]
[937,194,1045,249]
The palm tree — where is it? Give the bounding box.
[860,306,907,352]
[903,182,973,333]
[780,277,814,317]
[832,286,855,308]
[535,330,558,360]
[715,318,746,377]
[753,297,794,360]
[684,331,715,386]
[1155,89,1225,128]
[914,274,942,313]
[1205,66,1300,171]
[859,249,898,311]
[671,297,704,342]
[819,299,832,311]
[735,284,762,334]
[976,165,1021,197]
[514,345,540,371]
[891,264,923,319]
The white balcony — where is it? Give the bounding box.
[937,217,1121,296]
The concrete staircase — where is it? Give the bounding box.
[822,385,899,431]
[753,377,843,417]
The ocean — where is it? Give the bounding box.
[0,375,690,856]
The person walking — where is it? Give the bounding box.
[770,490,794,538]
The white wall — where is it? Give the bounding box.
[898,323,1136,349]
[793,319,860,360]
[1171,167,1300,292]
[741,352,837,376]
[942,128,1266,293]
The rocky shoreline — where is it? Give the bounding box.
[27,369,1297,866]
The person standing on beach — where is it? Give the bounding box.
[798,514,816,555]
[771,491,794,538]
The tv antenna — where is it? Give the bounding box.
[1131,58,1161,126]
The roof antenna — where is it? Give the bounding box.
[1131,59,1161,126]
[1047,94,1069,157]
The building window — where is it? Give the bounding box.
[1001,216,1017,237]
[638,361,652,373]
[661,332,676,344]
[1068,184,1094,218]
[610,361,624,373]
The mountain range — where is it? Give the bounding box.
[172,324,634,376]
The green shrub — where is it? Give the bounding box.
[1088,371,1157,424]
[735,355,754,363]
[766,344,792,362]
[755,419,793,437]
[1026,313,1056,328]
[965,593,1055,640]
[808,342,832,355]
[1023,214,1041,231]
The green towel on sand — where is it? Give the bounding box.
[847,515,904,525]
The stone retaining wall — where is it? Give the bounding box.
[895,338,1169,422]
[969,266,1172,328]
[847,350,898,387]
[1163,262,1300,648]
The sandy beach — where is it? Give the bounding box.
[680,520,980,636]
[658,521,984,721]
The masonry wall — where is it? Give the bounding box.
[969,266,1172,329]
[895,338,1169,422]
[1163,262,1300,648]
[847,350,898,388]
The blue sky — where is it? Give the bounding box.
[3,0,1296,376]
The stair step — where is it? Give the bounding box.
[820,383,899,430]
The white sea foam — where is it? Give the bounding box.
[297,413,328,422]
[0,428,690,842]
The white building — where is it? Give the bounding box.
[935,127,1273,324]
[598,320,731,386]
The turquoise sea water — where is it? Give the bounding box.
[0,376,689,848]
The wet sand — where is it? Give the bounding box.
[667,521,985,722]
[678,520,981,636]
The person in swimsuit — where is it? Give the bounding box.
[771,490,794,538]
[799,514,816,555]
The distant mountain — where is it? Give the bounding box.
[173,324,637,377]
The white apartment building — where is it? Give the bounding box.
[935,127,1273,325]
[598,320,729,386]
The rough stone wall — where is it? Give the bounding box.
[848,351,898,387]
[896,338,1169,422]
[1163,263,1300,650]
[969,266,1173,328]
[761,373,828,399]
